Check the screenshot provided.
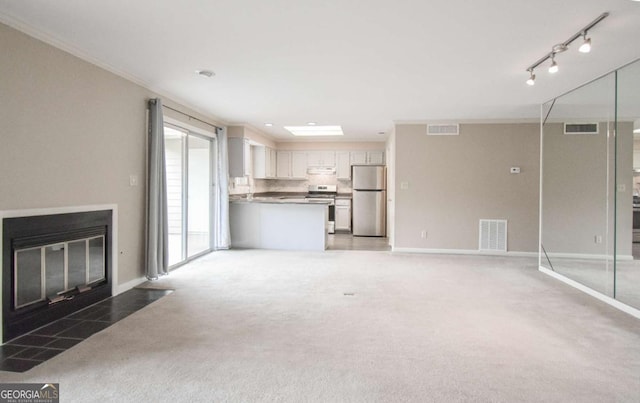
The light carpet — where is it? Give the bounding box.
[1,249,639,402]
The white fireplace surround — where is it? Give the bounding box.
[0,204,121,342]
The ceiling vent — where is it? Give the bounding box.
[564,122,599,135]
[427,124,459,136]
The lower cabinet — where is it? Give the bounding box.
[335,198,352,231]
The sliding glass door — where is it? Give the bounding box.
[164,124,214,267]
[187,135,211,256]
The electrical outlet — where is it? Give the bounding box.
[421,230,427,239]
[595,235,603,244]
[400,181,409,190]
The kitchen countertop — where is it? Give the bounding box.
[229,195,330,205]
[230,191,352,203]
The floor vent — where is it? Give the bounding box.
[479,219,507,252]
[427,124,459,135]
[564,122,599,135]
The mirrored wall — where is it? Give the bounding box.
[541,58,640,311]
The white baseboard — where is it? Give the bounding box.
[114,277,148,296]
[391,247,537,258]
[539,266,640,319]
[545,252,634,261]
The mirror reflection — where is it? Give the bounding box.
[540,58,640,310]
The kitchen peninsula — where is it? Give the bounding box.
[229,195,329,251]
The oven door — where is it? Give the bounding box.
[328,204,335,234]
[306,198,336,234]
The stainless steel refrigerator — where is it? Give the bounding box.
[352,165,386,236]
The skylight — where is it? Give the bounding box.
[284,125,344,136]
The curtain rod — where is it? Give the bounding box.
[161,104,222,131]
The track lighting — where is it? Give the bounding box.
[548,55,559,74]
[525,12,608,85]
[526,70,536,86]
[579,32,592,53]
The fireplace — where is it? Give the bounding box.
[1,209,113,342]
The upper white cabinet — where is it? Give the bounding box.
[367,150,385,165]
[292,151,308,178]
[269,148,277,177]
[228,137,250,177]
[307,151,336,167]
[350,151,366,165]
[276,151,290,178]
[336,151,351,180]
[276,151,307,179]
[253,146,277,179]
[350,150,385,165]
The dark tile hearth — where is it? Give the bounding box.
[0,288,172,373]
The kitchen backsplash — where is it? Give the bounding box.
[230,175,352,195]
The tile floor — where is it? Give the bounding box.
[327,233,391,251]
[0,288,172,373]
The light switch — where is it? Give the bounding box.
[400,181,409,190]
[129,175,138,186]
[617,184,626,192]
[510,167,521,174]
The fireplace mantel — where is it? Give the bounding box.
[0,205,119,342]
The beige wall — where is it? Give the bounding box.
[393,123,540,252]
[0,23,221,285]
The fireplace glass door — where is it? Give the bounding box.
[14,235,105,309]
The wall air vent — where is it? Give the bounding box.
[564,123,599,135]
[427,124,459,136]
[479,219,507,252]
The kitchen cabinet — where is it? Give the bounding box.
[269,148,277,178]
[292,151,308,178]
[252,146,277,179]
[335,198,351,231]
[276,151,290,178]
[336,151,351,180]
[350,150,385,165]
[307,151,336,167]
[276,151,307,179]
[367,150,385,165]
[228,137,251,177]
[230,201,327,251]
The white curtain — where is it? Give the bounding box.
[146,98,169,279]
[214,126,231,249]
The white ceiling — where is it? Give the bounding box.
[1,0,640,141]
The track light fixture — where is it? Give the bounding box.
[525,12,608,85]
[579,32,592,53]
[526,70,536,86]
[548,54,559,73]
